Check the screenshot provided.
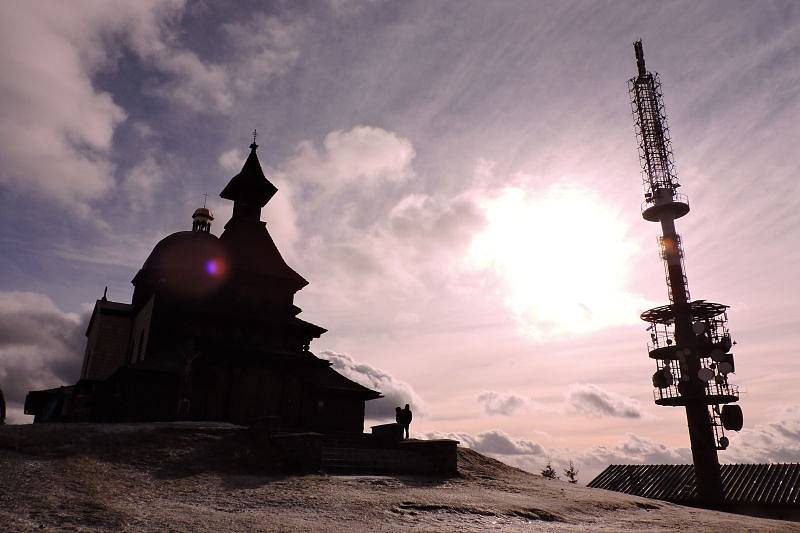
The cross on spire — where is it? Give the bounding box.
[250,129,258,150]
[202,192,208,208]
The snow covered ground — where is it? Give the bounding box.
[0,423,795,532]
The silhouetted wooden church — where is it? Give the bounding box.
[26,138,381,432]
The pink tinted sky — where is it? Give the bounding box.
[0,1,798,481]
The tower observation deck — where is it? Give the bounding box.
[629,41,743,506]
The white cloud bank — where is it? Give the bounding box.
[282,126,416,188]
[0,292,88,423]
[433,404,800,484]
[123,155,164,212]
[0,1,134,212]
[424,428,691,484]
[477,391,532,416]
[725,405,800,464]
[426,429,546,457]
[317,349,425,421]
[566,383,645,419]
[0,1,304,214]
[477,384,644,419]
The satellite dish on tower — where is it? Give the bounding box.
[710,349,724,362]
[718,362,733,375]
[692,322,706,334]
[652,369,673,388]
[721,405,743,431]
[698,368,714,382]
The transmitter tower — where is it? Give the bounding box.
[629,40,743,505]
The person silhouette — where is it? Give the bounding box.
[400,403,413,439]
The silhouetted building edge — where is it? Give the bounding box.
[25,138,381,433]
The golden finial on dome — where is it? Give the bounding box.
[192,195,214,233]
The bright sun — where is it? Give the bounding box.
[468,185,647,336]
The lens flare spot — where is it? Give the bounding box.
[206,259,220,276]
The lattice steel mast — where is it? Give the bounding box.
[629,40,743,506]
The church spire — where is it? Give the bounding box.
[219,132,278,224]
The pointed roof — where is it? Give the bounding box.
[219,221,308,290]
[219,141,277,208]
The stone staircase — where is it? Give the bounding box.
[320,445,425,474]
[266,430,458,475]
[321,433,373,450]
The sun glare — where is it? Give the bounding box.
[468,185,647,336]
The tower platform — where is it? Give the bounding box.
[641,193,690,222]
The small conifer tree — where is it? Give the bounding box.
[563,460,579,484]
[540,460,559,480]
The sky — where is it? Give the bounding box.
[1,0,799,482]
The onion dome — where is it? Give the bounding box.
[132,230,229,307]
[192,207,214,233]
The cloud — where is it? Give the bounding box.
[467,430,546,456]
[317,349,424,420]
[218,149,247,172]
[271,127,487,329]
[260,177,301,259]
[566,383,644,419]
[325,0,372,18]
[215,126,422,276]
[426,429,546,456]
[123,155,164,212]
[266,126,485,330]
[559,433,694,483]
[0,292,88,422]
[425,427,691,483]
[0,2,305,215]
[579,433,691,467]
[293,185,486,333]
[120,5,304,115]
[428,409,800,484]
[49,232,160,269]
[281,125,481,252]
[282,125,415,188]
[477,391,529,416]
[725,405,800,464]
[387,193,485,256]
[145,50,233,113]
[221,14,304,96]
[144,12,305,111]
[0,1,133,212]
[0,0,225,212]
[131,121,156,139]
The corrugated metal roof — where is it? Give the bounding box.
[588,464,800,506]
